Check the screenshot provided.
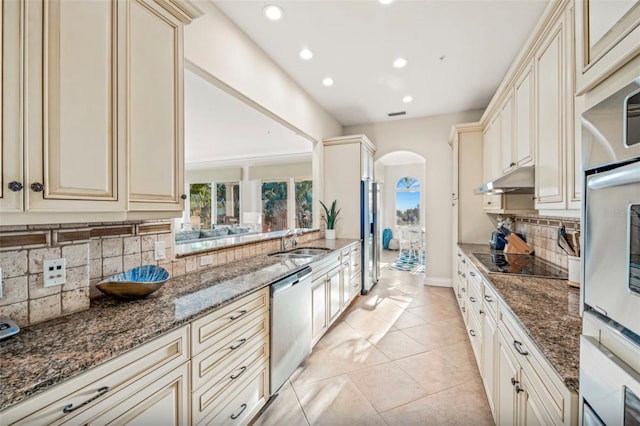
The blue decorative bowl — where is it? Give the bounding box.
[96,265,170,299]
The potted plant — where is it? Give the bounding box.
[320,200,340,240]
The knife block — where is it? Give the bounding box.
[504,233,534,255]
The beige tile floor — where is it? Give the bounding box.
[253,250,495,426]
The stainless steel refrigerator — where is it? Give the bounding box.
[361,179,380,294]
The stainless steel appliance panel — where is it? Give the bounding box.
[582,77,640,171]
[361,179,379,294]
[584,160,640,335]
[580,335,640,426]
[270,268,312,394]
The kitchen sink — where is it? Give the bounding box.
[268,247,330,259]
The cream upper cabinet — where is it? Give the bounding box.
[0,0,23,213]
[514,63,534,168]
[24,0,125,213]
[482,115,503,211]
[575,0,640,94]
[534,15,566,209]
[500,91,515,175]
[1,0,199,224]
[128,0,185,213]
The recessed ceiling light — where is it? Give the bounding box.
[322,77,334,87]
[263,5,284,21]
[393,57,408,69]
[300,48,313,60]
[379,0,395,4]
[403,95,413,103]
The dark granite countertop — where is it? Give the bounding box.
[0,238,359,412]
[458,243,581,393]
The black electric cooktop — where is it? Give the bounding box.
[472,252,567,279]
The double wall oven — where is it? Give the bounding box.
[581,75,640,425]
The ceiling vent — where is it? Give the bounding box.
[388,111,406,117]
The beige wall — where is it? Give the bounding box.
[185,0,343,144]
[345,109,483,285]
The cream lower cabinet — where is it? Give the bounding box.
[2,288,271,426]
[455,250,577,426]
[2,326,190,425]
[190,288,269,426]
[311,244,361,345]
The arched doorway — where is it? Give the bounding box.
[375,151,426,274]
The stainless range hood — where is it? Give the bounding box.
[474,166,535,195]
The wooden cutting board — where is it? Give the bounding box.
[500,228,534,255]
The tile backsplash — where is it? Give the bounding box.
[513,215,580,269]
[0,221,320,327]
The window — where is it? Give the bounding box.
[396,177,421,226]
[262,181,288,232]
[295,179,313,228]
[189,183,212,229]
[216,182,240,225]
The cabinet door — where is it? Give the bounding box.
[500,92,515,175]
[452,137,459,200]
[535,18,565,208]
[128,0,184,212]
[497,332,518,426]
[73,363,189,425]
[481,311,497,416]
[1,0,23,212]
[328,266,341,323]
[514,63,534,167]
[311,277,327,343]
[25,0,124,212]
[519,370,553,426]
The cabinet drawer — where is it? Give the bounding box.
[206,364,269,426]
[191,288,268,356]
[192,339,268,424]
[482,281,498,319]
[192,309,268,391]
[499,307,565,421]
[3,325,189,425]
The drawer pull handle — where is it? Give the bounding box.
[469,330,476,337]
[462,259,466,264]
[62,386,110,413]
[457,253,462,257]
[484,295,494,302]
[511,377,518,386]
[469,271,475,277]
[461,288,466,292]
[230,403,247,420]
[479,309,485,315]
[515,384,524,394]
[230,338,247,350]
[230,366,248,380]
[513,340,529,356]
[461,307,466,312]
[457,293,461,298]
[461,273,466,278]
[469,296,476,303]
[230,310,248,320]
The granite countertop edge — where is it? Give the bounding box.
[458,243,581,394]
[0,238,360,412]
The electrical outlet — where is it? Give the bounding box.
[43,258,66,287]
[154,241,166,261]
[200,255,214,266]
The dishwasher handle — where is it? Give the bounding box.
[271,267,312,296]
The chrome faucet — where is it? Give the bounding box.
[281,229,300,251]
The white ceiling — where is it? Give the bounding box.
[184,69,312,168]
[213,0,548,126]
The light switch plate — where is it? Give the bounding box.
[154,241,166,261]
[43,258,66,287]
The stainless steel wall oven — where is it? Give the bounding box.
[581,75,640,425]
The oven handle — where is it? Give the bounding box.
[588,160,640,190]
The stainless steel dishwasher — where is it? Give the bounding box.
[270,266,312,394]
